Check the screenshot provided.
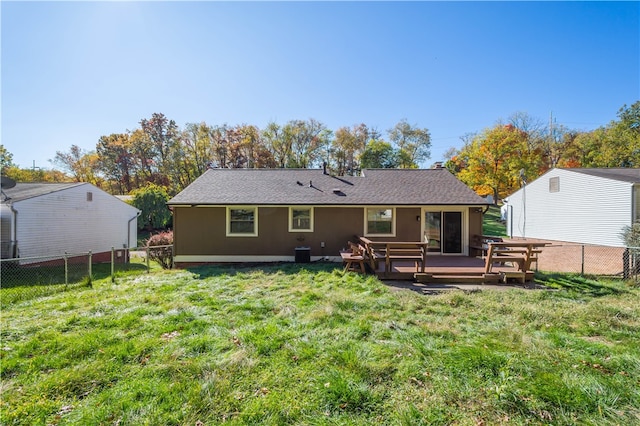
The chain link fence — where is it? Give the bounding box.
[2,242,636,307]
[533,242,639,283]
[1,245,172,307]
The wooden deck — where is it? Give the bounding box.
[370,256,517,283]
[353,237,546,284]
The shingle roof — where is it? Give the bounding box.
[2,182,86,203]
[564,168,640,184]
[168,168,488,206]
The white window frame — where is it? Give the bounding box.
[289,206,314,232]
[421,206,468,255]
[226,206,258,237]
[364,207,396,237]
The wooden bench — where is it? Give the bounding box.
[384,244,426,273]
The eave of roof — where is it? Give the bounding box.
[2,182,87,203]
[563,168,640,184]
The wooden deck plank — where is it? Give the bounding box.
[372,256,531,283]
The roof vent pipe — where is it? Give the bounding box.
[309,180,313,188]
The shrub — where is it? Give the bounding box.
[146,231,173,269]
[620,222,640,248]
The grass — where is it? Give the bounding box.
[483,205,507,237]
[1,263,639,425]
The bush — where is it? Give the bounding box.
[146,231,173,269]
[620,222,640,247]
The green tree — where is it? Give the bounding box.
[52,145,101,185]
[140,113,180,191]
[558,101,640,168]
[330,127,357,176]
[262,122,290,168]
[283,119,329,168]
[0,145,15,171]
[387,119,431,168]
[328,124,372,175]
[130,183,172,230]
[360,139,398,169]
[236,124,276,168]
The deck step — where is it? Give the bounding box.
[420,271,493,277]
[415,273,501,284]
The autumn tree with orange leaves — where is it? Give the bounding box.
[456,124,538,202]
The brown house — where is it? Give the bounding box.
[168,168,488,265]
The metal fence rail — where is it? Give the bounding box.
[534,243,639,282]
[1,245,173,306]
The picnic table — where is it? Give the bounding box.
[484,241,547,283]
[340,242,366,273]
[358,237,428,273]
[470,235,504,258]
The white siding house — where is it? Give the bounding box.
[1,182,140,260]
[505,168,640,247]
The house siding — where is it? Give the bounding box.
[12,184,139,259]
[173,205,487,262]
[506,169,633,247]
[173,205,427,261]
[174,206,365,258]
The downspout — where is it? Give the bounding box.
[128,211,141,249]
[10,204,18,258]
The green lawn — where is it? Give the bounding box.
[483,205,507,237]
[1,264,639,425]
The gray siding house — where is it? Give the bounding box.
[1,182,140,261]
[505,168,640,247]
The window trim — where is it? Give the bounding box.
[288,206,314,232]
[226,206,258,237]
[364,207,396,237]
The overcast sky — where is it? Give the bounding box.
[2,1,638,170]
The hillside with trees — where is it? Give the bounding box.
[447,101,639,201]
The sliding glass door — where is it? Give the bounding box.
[423,209,464,254]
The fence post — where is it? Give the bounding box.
[581,245,585,275]
[111,247,115,283]
[623,248,630,280]
[146,246,150,273]
[88,251,93,280]
[64,252,68,286]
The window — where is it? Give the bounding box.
[365,207,395,236]
[289,207,314,232]
[227,207,258,236]
[549,176,559,193]
[86,192,93,202]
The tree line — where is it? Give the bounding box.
[1,101,638,204]
[0,115,431,196]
